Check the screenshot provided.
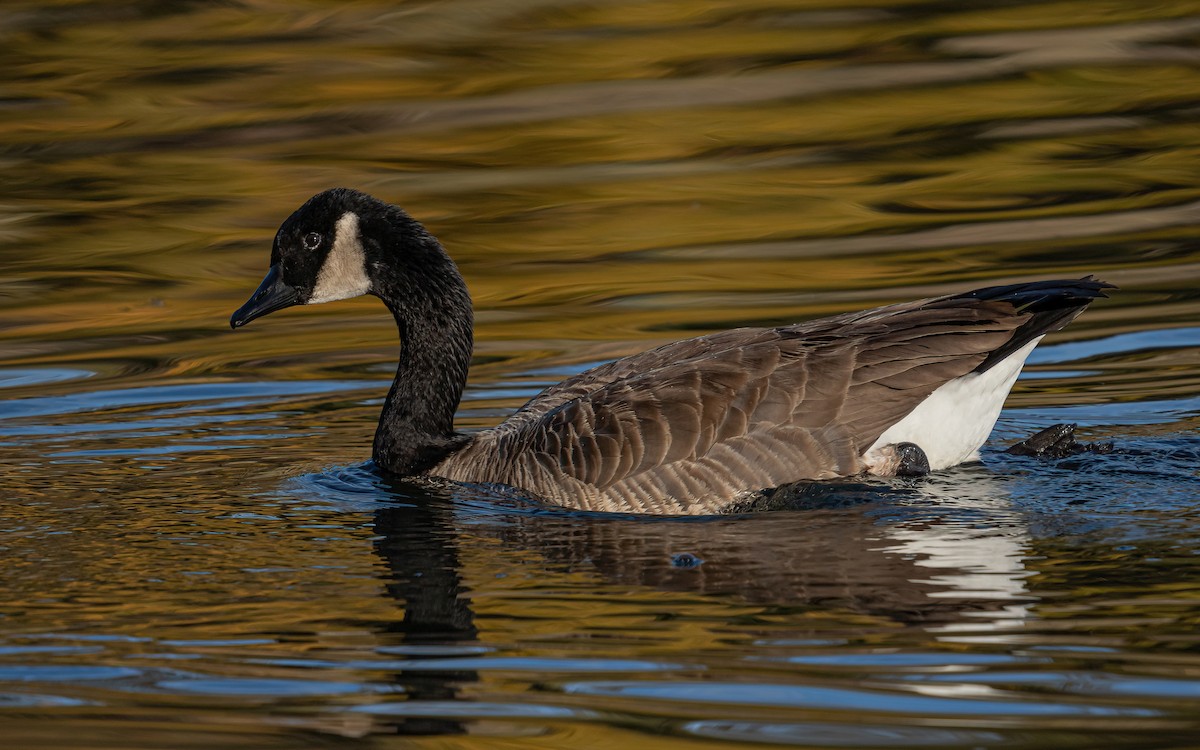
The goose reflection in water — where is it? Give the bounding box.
[295,467,1035,736]
[370,497,480,736]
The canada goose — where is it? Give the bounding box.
[231,188,1112,515]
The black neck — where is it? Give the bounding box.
[370,235,473,476]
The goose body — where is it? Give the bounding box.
[231,188,1112,515]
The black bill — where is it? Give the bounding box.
[230,265,300,329]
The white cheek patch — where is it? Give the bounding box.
[308,212,371,304]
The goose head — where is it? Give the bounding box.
[230,188,459,329]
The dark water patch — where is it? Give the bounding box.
[132,64,274,86]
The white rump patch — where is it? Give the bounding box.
[309,212,370,304]
[865,338,1041,472]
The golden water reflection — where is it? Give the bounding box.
[1,0,1199,747]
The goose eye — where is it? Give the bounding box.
[303,232,322,251]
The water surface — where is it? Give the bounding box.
[1,1,1199,747]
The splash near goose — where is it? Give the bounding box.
[231,188,1113,515]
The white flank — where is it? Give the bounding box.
[865,337,1041,471]
[309,212,371,304]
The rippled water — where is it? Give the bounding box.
[2,1,1199,747]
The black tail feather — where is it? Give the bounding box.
[956,277,1114,373]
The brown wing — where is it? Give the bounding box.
[496,325,777,430]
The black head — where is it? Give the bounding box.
[230,188,408,329]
